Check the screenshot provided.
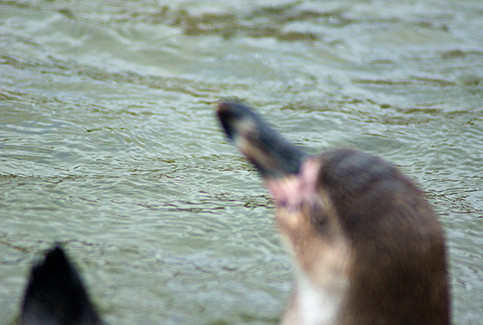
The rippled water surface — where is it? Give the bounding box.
[1,1,482,324]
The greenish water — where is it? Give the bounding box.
[0,1,481,324]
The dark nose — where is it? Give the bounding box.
[216,101,306,179]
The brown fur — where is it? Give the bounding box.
[216,102,450,325]
[277,149,450,325]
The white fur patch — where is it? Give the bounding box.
[297,274,343,325]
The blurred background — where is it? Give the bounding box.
[0,0,481,324]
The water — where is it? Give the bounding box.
[0,1,481,324]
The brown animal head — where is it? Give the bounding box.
[217,101,450,325]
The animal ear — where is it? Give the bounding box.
[20,244,102,325]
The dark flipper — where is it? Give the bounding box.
[217,101,306,179]
[21,245,102,325]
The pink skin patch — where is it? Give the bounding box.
[265,158,320,210]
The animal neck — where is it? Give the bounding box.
[295,272,345,325]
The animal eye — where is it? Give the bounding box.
[308,201,329,232]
